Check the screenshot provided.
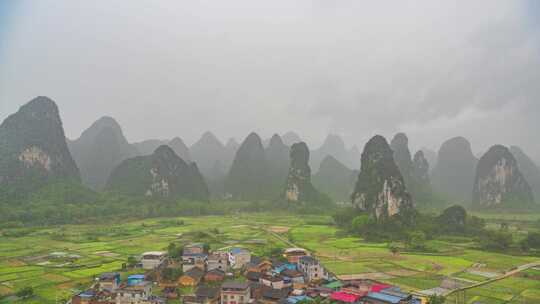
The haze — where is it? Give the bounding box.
[1,1,539,160]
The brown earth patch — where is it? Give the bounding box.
[338,272,395,281]
[268,226,290,233]
[43,273,70,283]
[386,269,419,277]
[7,259,26,267]
[0,285,13,296]
[57,281,75,289]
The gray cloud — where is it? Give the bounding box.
[0,0,539,161]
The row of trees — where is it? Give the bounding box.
[334,204,540,255]
[335,205,483,240]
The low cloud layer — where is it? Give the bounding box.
[1,1,539,160]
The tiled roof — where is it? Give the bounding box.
[184,267,205,280]
[222,281,250,290]
[196,285,220,298]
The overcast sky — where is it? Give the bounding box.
[1,1,539,160]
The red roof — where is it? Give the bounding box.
[370,284,391,293]
[330,292,363,303]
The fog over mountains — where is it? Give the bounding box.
[2,1,540,164]
[3,97,540,212]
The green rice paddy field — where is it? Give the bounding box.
[1,212,539,304]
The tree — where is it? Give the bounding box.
[438,205,466,234]
[162,267,183,281]
[16,287,34,299]
[127,255,138,268]
[351,214,370,232]
[521,232,540,251]
[388,243,400,256]
[481,230,513,251]
[168,242,183,259]
[332,207,360,230]
[406,231,427,251]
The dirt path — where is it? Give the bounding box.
[263,227,298,248]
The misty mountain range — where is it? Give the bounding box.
[2,97,540,210]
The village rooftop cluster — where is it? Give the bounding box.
[71,244,427,304]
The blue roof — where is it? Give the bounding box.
[128,274,145,279]
[380,287,409,298]
[274,263,297,273]
[366,292,403,304]
[287,296,311,304]
[230,247,248,254]
[79,290,95,298]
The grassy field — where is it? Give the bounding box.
[0,212,539,304]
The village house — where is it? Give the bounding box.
[207,251,230,272]
[363,287,423,304]
[141,252,167,270]
[305,286,334,298]
[184,243,207,255]
[286,295,312,304]
[97,272,121,292]
[259,286,292,304]
[182,253,208,272]
[115,281,153,304]
[205,269,226,282]
[183,285,221,304]
[330,291,364,304]
[245,256,272,273]
[283,248,309,264]
[221,282,251,304]
[127,274,146,286]
[341,280,388,296]
[179,267,205,287]
[229,247,251,269]
[71,290,114,304]
[281,269,305,285]
[245,271,262,282]
[259,274,287,289]
[273,262,297,275]
[297,256,327,282]
[229,248,251,269]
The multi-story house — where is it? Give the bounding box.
[221,282,251,304]
[207,251,229,272]
[297,256,327,282]
[228,248,251,269]
[141,252,167,270]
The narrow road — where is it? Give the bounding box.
[445,261,540,297]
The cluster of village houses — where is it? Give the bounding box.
[71,245,426,304]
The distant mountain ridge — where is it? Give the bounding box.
[313,155,357,202]
[311,134,359,173]
[285,142,326,203]
[473,145,534,208]
[225,132,270,200]
[0,96,80,199]
[265,134,290,196]
[69,116,138,190]
[106,145,209,200]
[432,137,478,203]
[510,146,540,202]
[351,135,414,220]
